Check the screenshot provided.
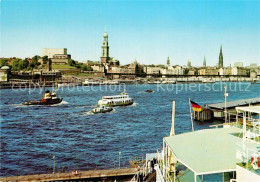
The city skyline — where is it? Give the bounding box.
[1,0,259,66]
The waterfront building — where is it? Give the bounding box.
[232,67,247,76]
[219,67,232,76]
[143,66,161,75]
[198,68,218,75]
[219,45,223,68]
[91,65,105,72]
[187,68,196,75]
[234,62,243,67]
[0,66,10,82]
[250,70,257,78]
[249,68,260,78]
[161,66,184,75]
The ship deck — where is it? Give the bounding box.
[164,126,260,175]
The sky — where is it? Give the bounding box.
[0,0,259,66]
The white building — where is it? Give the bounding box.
[42,48,67,58]
[0,66,10,82]
[162,65,184,75]
[143,67,162,75]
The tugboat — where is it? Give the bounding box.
[23,90,62,105]
[92,106,113,114]
[97,92,134,107]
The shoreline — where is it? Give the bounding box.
[0,80,256,89]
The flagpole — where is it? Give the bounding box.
[189,98,194,132]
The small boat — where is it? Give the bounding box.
[97,92,134,107]
[58,82,81,87]
[202,79,215,83]
[144,89,154,93]
[92,106,113,114]
[23,90,62,105]
[83,80,100,86]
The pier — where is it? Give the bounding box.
[207,97,260,120]
[0,168,138,182]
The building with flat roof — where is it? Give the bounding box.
[42,48,67,58]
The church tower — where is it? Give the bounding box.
[100,32,110,64]
[167,56,170,66]
[219,45,223,68]
[187,59,191,68]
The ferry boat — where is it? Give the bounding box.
[23,90,62,105]
[97,92,134,107]
[92,106,113,114]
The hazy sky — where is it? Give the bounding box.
[1,0,259,66]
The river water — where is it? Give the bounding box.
[0,82,259,176]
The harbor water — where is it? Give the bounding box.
[0,82,259,176]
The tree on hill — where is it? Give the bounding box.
[0,58,9,67]
[68,59,76,66]
[81,64,93,71]
[42,56,48,64]
[12,59,21,71]
[18,59,29,70]
[32,55,40,62]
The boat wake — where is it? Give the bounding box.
[75,105,97,109]
[9,103,27,108]
[82,111,94,116]
[50,100,69,106]
[131,102,138,107]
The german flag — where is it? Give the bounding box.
[190,100,202,112]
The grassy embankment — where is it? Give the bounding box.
[52,64,76,69]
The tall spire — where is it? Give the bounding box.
[187,59,191,68]
[100,31,110,64]
[167,56,170,66]
[203,56,206,67]
[219,45,223,68]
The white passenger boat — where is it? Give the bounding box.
[97,92,134,107]
[92,106,113,114]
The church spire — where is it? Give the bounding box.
[219,45,223,68]
[187,59,191,68]
[167,56,170,66]
[203,56,206,67]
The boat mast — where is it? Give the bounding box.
[224,86,228,123]
[170,100,175,136]
[43,79,46,98]
[188,98,194,132]
[55,77,57,93]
